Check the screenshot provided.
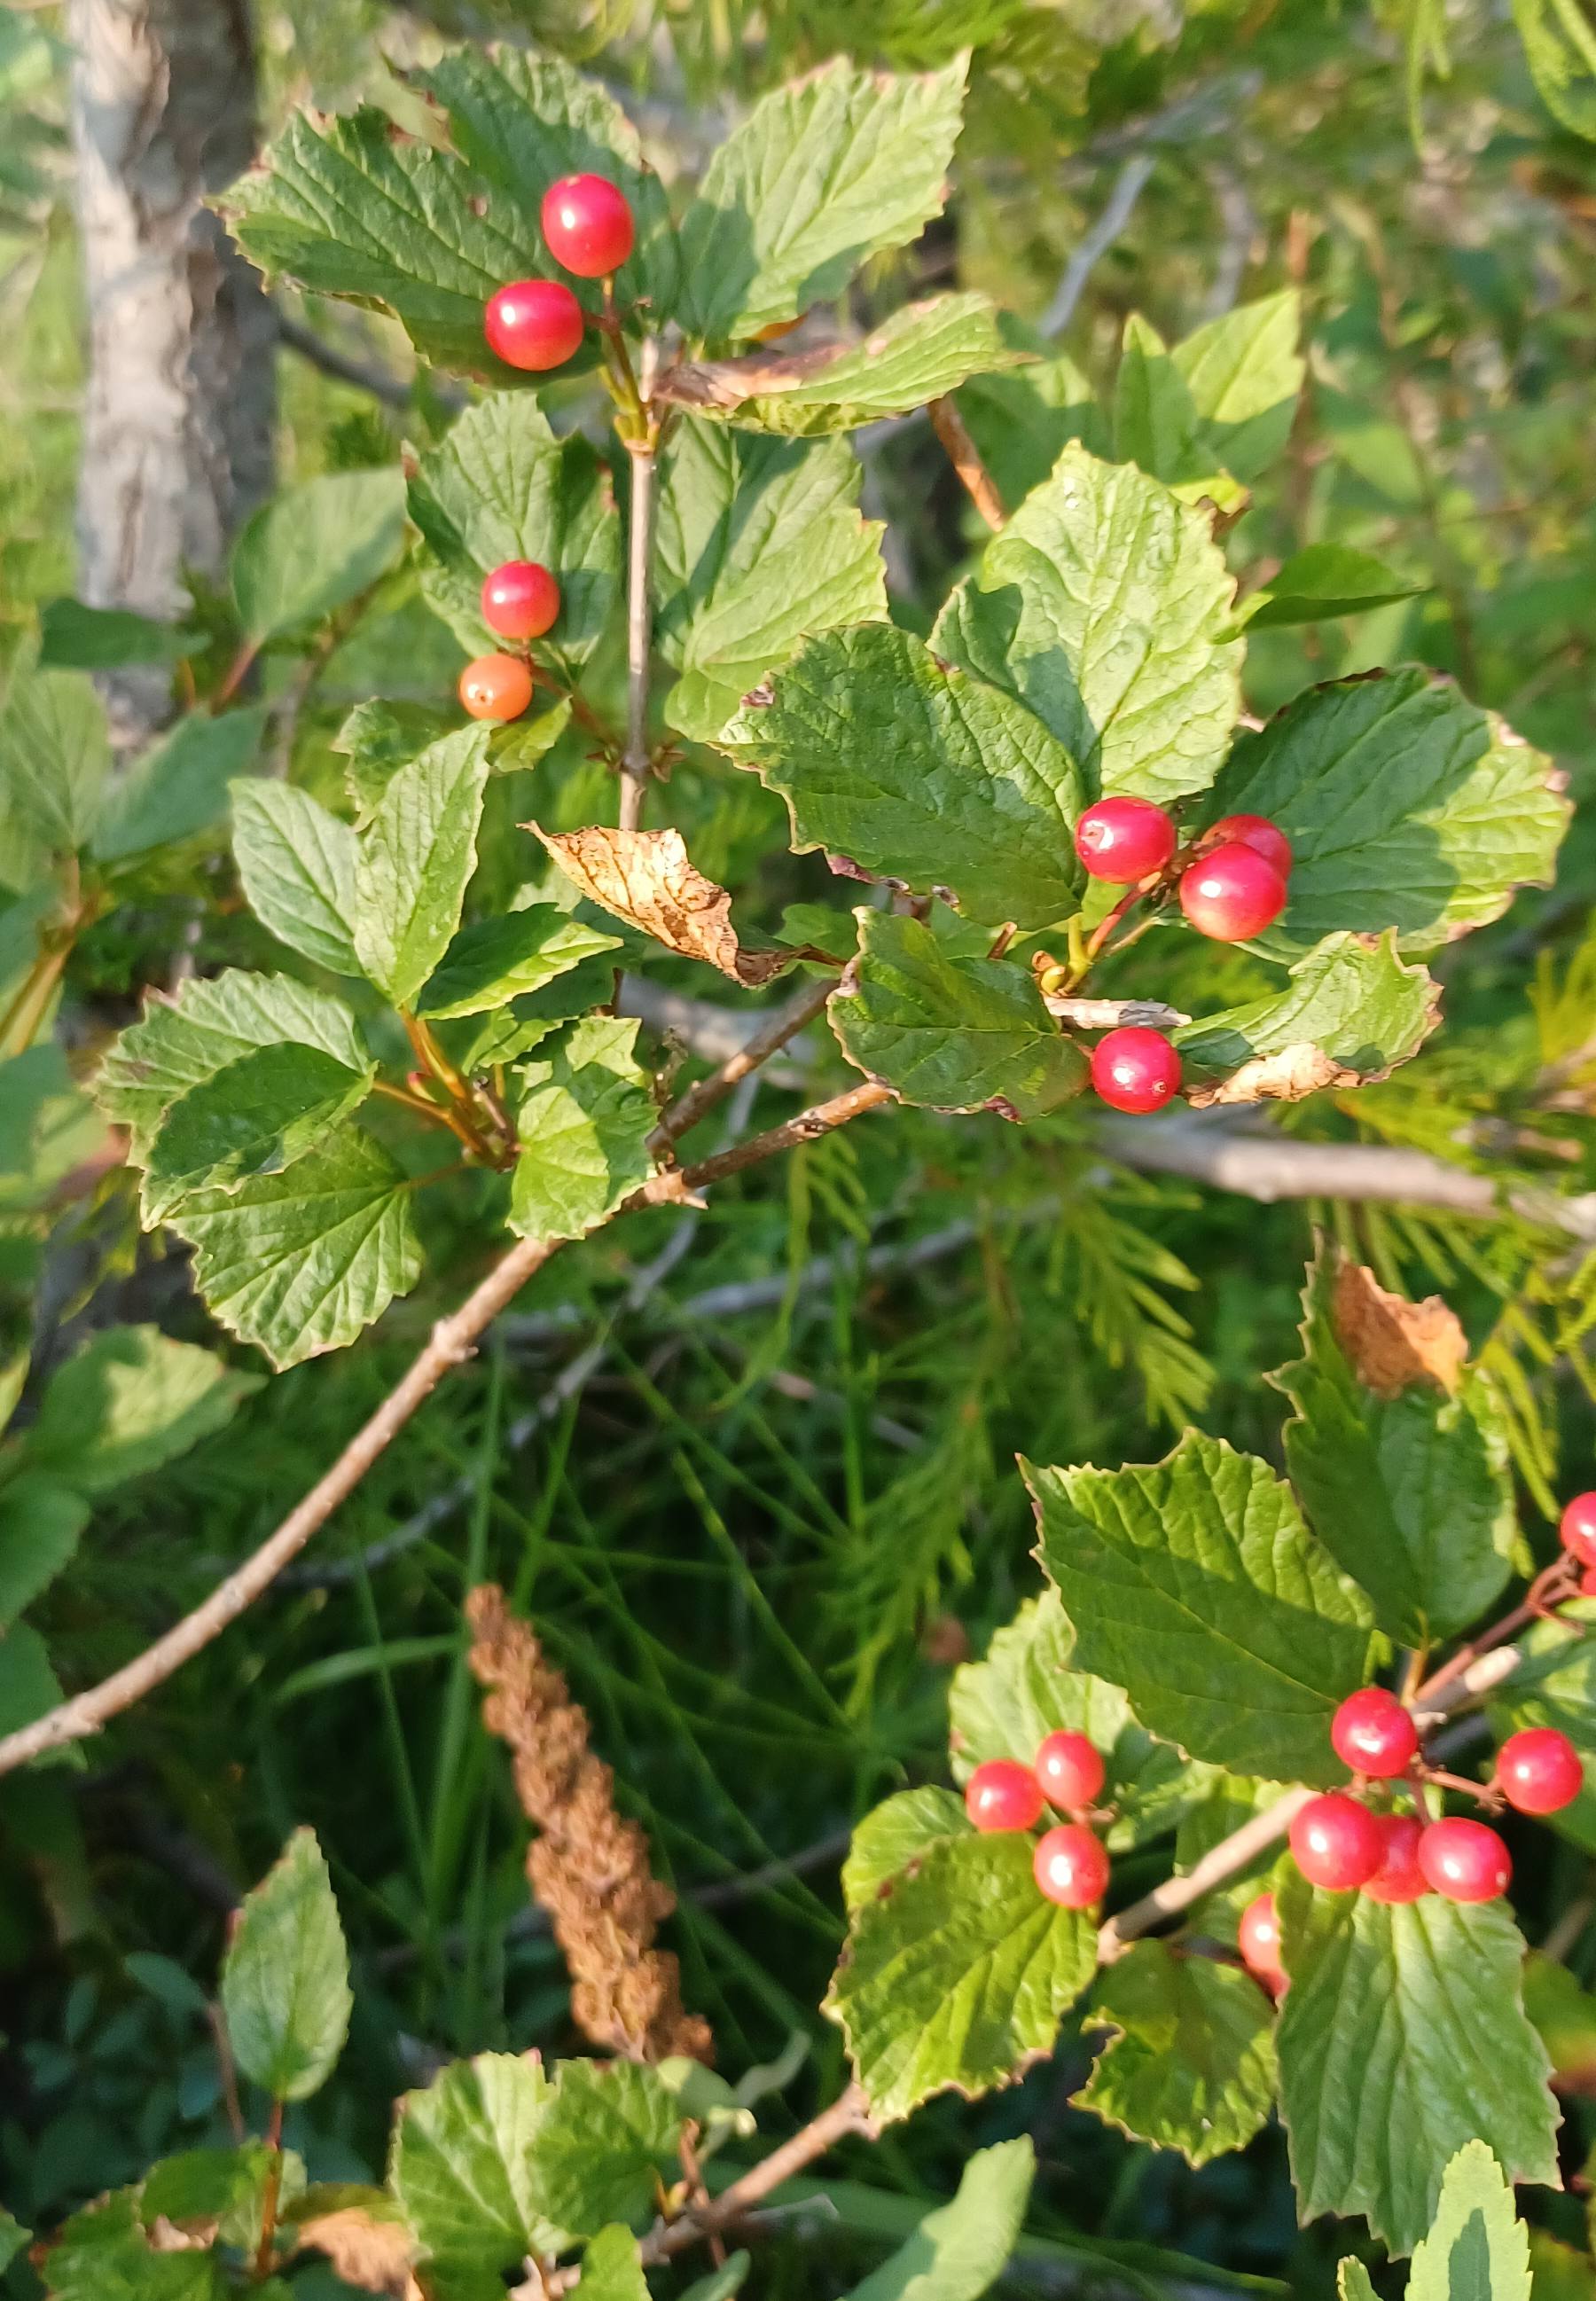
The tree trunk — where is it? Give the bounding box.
[68,0,274,743]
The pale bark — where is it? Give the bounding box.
[68,0,274,741]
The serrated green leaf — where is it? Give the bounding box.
[827,1827,1096,2122]
[0,1619,63,1737]
[0,1475,89,1623]
[689,294,1026,435]
[38,598,207,671]
[1201,673,1569,959]
[453,949,617,1071]
[1235,544,1427,633]
[232,781,364,976]
[720,623,1083,930]
[947,1591,1210,1854]
[1170,290,1305,483]
[575,2227,650,2301]
[354,727,491,1006]
[842,1786,972,1914]
[142,1042,377,1221]
[0,666,109,887]
[416,906,620,1020]
[40,2189,223,2300]
[417,45,679,318]
[220,1827,351,2101]
[847,2136,1035,2301]
[1408,2142,1532,2301]
[1276,1874,1559,2257]
[1272,1250,1516,1644]
[511,1014,655,1242]
[163,1126,423,1368]
[25,1324,259,1498]
[831,904,1084,1117]
[97,971,370,1163]
[678,54,967,344]
[390,2053,567,2298]
[954,350,1107,513]
[1076,1941,1276,2166]
[92,708,263,864]
[1174,931,1441,1103]
[1488,1607,1596,1852]
[654,424,886,742]
[334,700,453,822]
[1026,1434,1375,1786]
[231,468,405,646]
[535,2060,683,2236]
[0,1044,106,1210]
[139,2144,277,2247]
[1113,315,1245,512]
[408,394,620,678]
[932,443,1242,806]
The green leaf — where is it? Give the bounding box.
[1170,289,1305,486]
[1522,1953,1596,2092]
[416,46,680,319]
[1512,0,1596,140]
[454,950,618,1072]
[1488,1608,1596,1852]
[0,666,109,887]
[0,1620,63,1737]
[1076,1942,1277,2166]
[831,904,1085,1118]
[932,443,1242,806]
[1276,1874,1559,2257]
[1340,2260,1379,2301]
[1174,931,1442,1105]
[1409,2142,1532,2301]
[38,598,207,671]
[142,1042,377,1222]
[1112,315,1246,513]
[93,708,263,864]
[231,468,405,646]
[0,1476,89,1623]
[1201,672,1569,959]
[231,780,363,977]
[826,1829,1097,2122]
[534,2060,683,2236]
[678,54,967,344]
[679,2251,751,2301]
[40,2190,223,2300]
[416,906,620,1020]
[947,1591,1209,1854]
[353,727,491,1006]
[511,1014,655,1243]
[220,1827,351,2101]
[683,294,1027,435]
[408,394,621,677]
[334,700,452,821]
[0,2206,27,2275]
[97,970,370,1164]
[842,1787,972,1915]
[1235,544,1428,633]
[653,424,886,742]
[1272,1251,1517,1645]
[0,1044,106,1210]
[720,623,1084,931]
[25,1325,260,1497]
[139,2144,277,2247]
[1026,1433,1375,1786]
[163,1126,423,1368]
[390,2053,567,2298]
[846,2136,1035,2301]
[954,349,1108,513]
[575,2227,650,2301]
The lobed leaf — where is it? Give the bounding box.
[353,726,492,1006]
[1408,2142,1531,2301]
[511,1014,656,1242]
[231,780,364,977]
[141,1041,377,1223]
[390,2053,568,2296]
[532,2060,684,2236]
[1174,931,1442,1107]
[1076,1940,1277,2165]
[842,1787,972,1915]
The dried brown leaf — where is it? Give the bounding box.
[295,2207,421,2299]
[1332,1258,1467,1398]
[534,825,791,986]
[1186,1042,1354,1108]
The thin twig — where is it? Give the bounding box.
[620,439,657,832]
[1041,154,1156,336]
[640,1082,894,1203]
[651,974,838,1151]
[927,396,1005,529]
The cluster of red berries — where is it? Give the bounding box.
[458,561,563,724]
[964,1733,1112,1909]
[1559,1491,1596,1592]
[1072,800,1293,1117]
[484,174,636,372]
[1233,1685,1584,1997]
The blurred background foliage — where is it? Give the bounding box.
[5,0,1596,2289]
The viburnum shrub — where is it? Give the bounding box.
[0,37,1588,2299]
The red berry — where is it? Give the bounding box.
[1238,1890,1288,1994]
[481,560,559,642]
[484,279,585,372]
[458,653,533,723]
[1090,1027,1181,1115]
[1178,841,1288,943]
[540,174,635,278]
[1033,1822,1111,1908]
[1560,1492,1596,1567]
[1288,1792,1383,1890]
[965,1758,1044,1834]
[1331,1687,1419,1780]
[1419,1817,1512,1903]
[1362,1812,1428,1904]
[1208,813,1293,878]
[1074,797,1177,883]
[1496,1727,1584,1816]
[1034,1731,1106,1812]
